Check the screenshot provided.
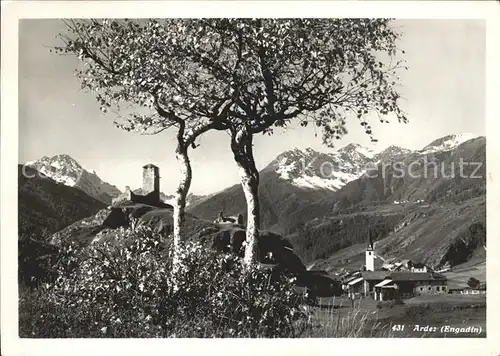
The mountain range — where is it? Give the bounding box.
[23,133,478,206]
[19,133,486,272]
[189,133,483,226]
[188,133,486,269]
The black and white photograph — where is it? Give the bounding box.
[1,1,499,355]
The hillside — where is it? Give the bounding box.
[18,165,107,240]
[188,134,486,270]
[188,170,337,233]
[47,202,342,296]
[50,202,305,275]
[290,195,485,270]
[290,137,486,269]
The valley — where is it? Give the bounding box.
[19,133,487,272]
[18,133,487,338]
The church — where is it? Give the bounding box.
[365,233,375,271]
[346,235,448,300]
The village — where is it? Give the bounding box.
[297,233,487,337]
[308,235,487,304]
[298,234,486,310]
[341,237,449,302]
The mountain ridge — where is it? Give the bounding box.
[26,154,122,204]
[188,133,485,269]
[18,165,107,240]
[23,132,480,202]
[259,133,480,193]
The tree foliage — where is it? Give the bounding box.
[55,19,237,143]
[56,18,406,145]
[177,18,408,145]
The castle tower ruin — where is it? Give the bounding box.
[142,164,160,202]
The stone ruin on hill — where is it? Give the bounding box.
[214,211,244,225]
[112,164,163,207]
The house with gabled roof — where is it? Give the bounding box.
[362,271,391,296]
[373,272,448,301]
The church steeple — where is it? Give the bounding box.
[365,233,375,271]
[367,233,374,251]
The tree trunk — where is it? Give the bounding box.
[172,144,192,271]
[230,126,260,266]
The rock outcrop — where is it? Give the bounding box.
[49,203,340,297]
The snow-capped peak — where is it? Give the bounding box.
[26,154,84,187]
[336,143,376,168]
[355,146,377,160]
[372,145,413,163]
[268,133,479,193]
[268,144,380,191]
[25,154,122,204]
[338,143,377,160]
[420,133,478,154]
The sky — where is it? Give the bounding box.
[18,19,486,195]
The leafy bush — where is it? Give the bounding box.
[19,226,308,338]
